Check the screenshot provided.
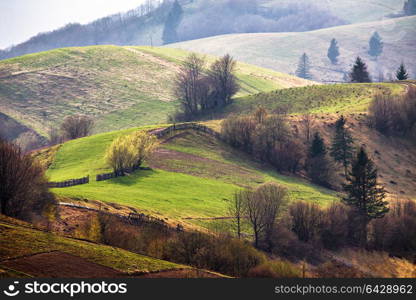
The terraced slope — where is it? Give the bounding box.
[0,45,313,144]
[170,16,416,83]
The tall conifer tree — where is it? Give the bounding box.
[343,147,388,246]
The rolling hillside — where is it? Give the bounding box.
[0,45,312,147]
[0,0,405,60]
[170,16,416,82]
[202,81,416,200]
[36,81,416,233]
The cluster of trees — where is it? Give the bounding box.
[0,139,55,221]
[105,131,158,175]
[297,32,385,80]
[221,109,360,188]
[221,109,392,241]
[221,109,304,174]
[98,209,299,278]
[49,115,94,145]
[173,53,239,121]
[228,147,393,257]
[283,197,413,259]
[369,86,416,136]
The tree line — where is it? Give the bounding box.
[222,108,396,251]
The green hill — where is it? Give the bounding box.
[0,45,312,146]
[219,82,406,117]
[44,125,337,230]
[170,16,416,83]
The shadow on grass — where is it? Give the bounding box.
[107,169,157,186]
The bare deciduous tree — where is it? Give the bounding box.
[228,190,247,239]
[299,113,316,143]
[60,115,94,140]
[289,202,323,243]
[245,183,288,249]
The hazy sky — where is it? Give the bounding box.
[0,0,147,49]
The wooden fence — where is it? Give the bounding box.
[96,166,152,182]
[51,123,221,185]
[48,176,89,188]
[153,122,221,139]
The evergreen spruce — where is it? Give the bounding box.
[396,62,409,80]
[327,38,340,64]
[306,132,331,187]
[330,116,354,178]
[295,53,312,79]
[343,147,388,246]
[162,0,183,45]
[350,57,371,83]
[368,32,383,58]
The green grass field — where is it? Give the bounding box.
[0,45,312,140]
[170,16,416,83]
[47,124,338,228]
[221,82,406,116]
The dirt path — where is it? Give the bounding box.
[124,47,181,73]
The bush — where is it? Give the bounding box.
[289,202,323,243]
[320,202,350,250]
[221,111,305,174]
[105,130,158,175]
[221,115,257,152]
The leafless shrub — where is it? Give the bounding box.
[289,202,323,243]
[299,113,316,143]
[0,139,55,220]
[221,115,257,152]
[320,202,350,250]
[60,115,94,140]
[244,182,289,249]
